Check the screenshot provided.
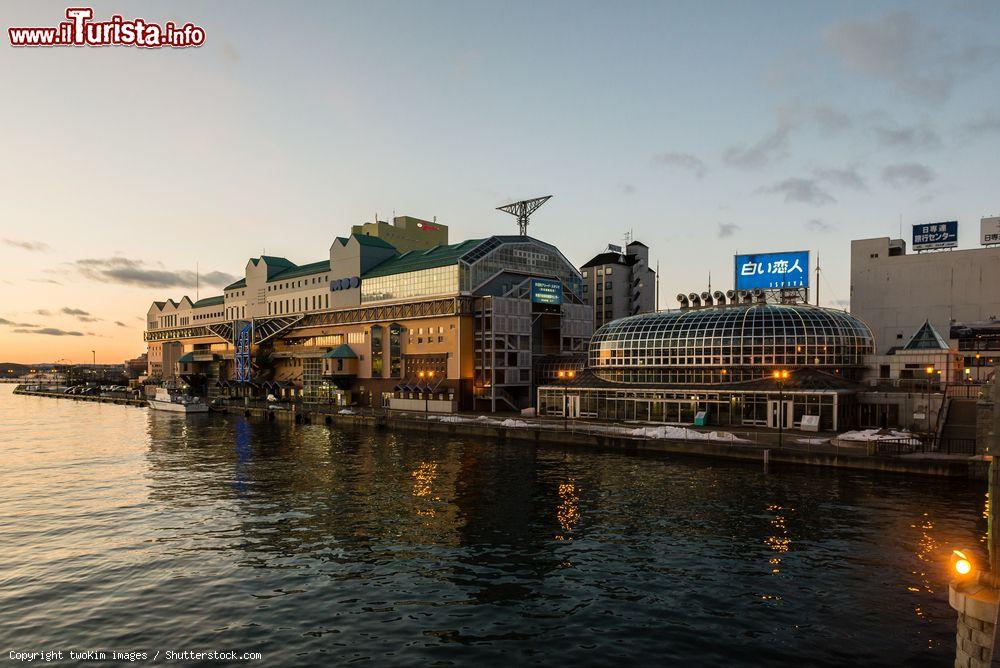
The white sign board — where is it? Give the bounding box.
[800,415,820,432]
[982,217,1000,246]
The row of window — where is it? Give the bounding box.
[267,274,329,292]
[581,282,613,292]
[581,266,614,278]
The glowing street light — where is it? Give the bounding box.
[772,370,790,448]
[557,370,576,430]
[951,549,975,579]
[418,370,435,419]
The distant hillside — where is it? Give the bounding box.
[0,363,32,377]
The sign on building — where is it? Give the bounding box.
[607,243,623,254]
[734,251,809,290]
[530,278,563,306]
[982,217,1000,246]
[912,221,958,251]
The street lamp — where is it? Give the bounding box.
[556,369,576,430]
[772,369,790,447]
[418,370,435,419]
[925,365,935,434]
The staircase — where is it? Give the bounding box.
[938,397,979,454]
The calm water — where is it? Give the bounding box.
[0,385,987,666]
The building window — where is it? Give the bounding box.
[605,267,613,275]
[389,323,402,378]
[371,325,383,376]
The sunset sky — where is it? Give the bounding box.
[2,0,999,363]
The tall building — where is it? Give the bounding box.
[144,224,591,412]
[851,237,1000,354]
[351,215,448,253]
[579,241,656,327]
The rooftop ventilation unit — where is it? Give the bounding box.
[701,291,713,306]
[688,292,702,307]
[714,290,727,305]
[676,293,690,309]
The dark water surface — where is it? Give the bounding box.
[0,386,987,666]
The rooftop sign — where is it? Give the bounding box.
[913,221,957,251]
[982,217,1000,247]
[734,251,809,290]
[530,278,563,306]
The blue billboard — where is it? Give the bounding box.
[735,251,809,290]
[530,278,563,305]
[912,221,957,251]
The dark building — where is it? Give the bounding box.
[579,241,656,328]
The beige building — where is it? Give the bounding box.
[351,215,448,253]
[850,237,1000,354]
[580,241,656,328]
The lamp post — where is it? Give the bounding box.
[924,365,935,434]
[771,369,789,448]
[556,369,576,430]
[418,370,435,420]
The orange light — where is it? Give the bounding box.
[567,370,576,379]
[965,368,971,375]
[418,371,426,378]
[427,371,435,378]
[926,366,934,375]
[953,550,973,577]
[557,370,565,379]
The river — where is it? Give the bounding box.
[0,385,986,665]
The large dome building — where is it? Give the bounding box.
[539,302,876,431]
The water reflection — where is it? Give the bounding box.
[0,386,989,667]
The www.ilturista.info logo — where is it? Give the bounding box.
[8,7,205,48]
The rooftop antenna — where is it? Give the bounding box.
[496,195,553,236]
[196,261,200,301]
[656,260,660,311]
[708,271,712,295]
[815,253,821,307]
[624,229,634,245]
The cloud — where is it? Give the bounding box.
[73,257,236,290]
[810,105,853,135]
[0,317,39,327]
[619,183,636,195]
[871,122,941,150]
[114,321,128,327]
[717,222,741,238]
[758,178,836,205]
[723,115,795,168]
[805,219,837,232]
[29,278,61,285]
[35,309,52,316]
[813,166,867,191]
[652,151,707,178]
[3,238,50,252]
[61,307,90,316]
[962,112,1000,137]
[824,10,1000,103]
[11,327,85,337]
[882,162,936,188]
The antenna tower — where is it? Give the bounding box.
[496,196,553,236]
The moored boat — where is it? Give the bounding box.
[148,388,209,413]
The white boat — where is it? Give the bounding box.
[148,388,209,413]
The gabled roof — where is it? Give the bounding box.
[268,260,330,283]
[321,344,358,359]
[362,238,485,278]
[224,278,246,290]
[581,251,636,269]
[902,320,950,350]
[353,233,396,249]
[193,295,224,308]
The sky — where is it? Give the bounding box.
[2,0,999,363]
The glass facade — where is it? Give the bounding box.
[462,239,583,297]
[590,304,874,384]
[371,325,383,377]
[389,323,402,378]
[361,265,459,304]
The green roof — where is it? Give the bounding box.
[362,238,484,278]
[902,320,949,350]
[193,295,224,308]
[353,233,396,249]
[321,344,358,359]
[224,278,246,290]
[268,260,330,283]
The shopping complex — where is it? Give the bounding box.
[145,215,591,413]
[144,212,998,433]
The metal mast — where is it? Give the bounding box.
[496,195,553,236]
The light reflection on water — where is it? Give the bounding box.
[0,386,988,666]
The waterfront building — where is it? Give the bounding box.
[580,241,656,328]
[538,298,875,431]
[144,225,591,412]
[851,236,1000,355]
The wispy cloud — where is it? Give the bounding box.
[805,218,837,232]
[11,327,85,337]
[652,151,707,178]
[114,321,128,327]
[619,183,636,195]
[723,114,795,169]
[882,162,936,188]
[0,317,39,327]
[758,178,835,205]
[824,10,1000,104]
[61,307,90,316]
[73,257,236,290]
[717,222,741,238]
[29,278,62,285]
[3,238,50,252]
[871,121,941,150]
[813,166,868,191]
[962,112,1000,138]
[35,309,52,316]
